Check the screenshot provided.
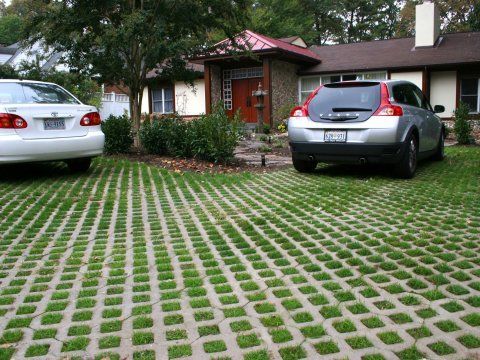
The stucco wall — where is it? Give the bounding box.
[430,71,457,118]
[271,60,299,123]
[390,71,424,90]
[174,79,206,116]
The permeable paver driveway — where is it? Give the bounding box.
[0,147,479,360]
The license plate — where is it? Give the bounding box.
[324,130,347,143]
[44,119,65,130]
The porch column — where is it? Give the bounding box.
[204,64,212,114]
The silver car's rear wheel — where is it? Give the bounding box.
[292,158,317,173]
[395,135,417,179]
[433,130,445,161]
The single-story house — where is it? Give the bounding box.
[142,0,480,126]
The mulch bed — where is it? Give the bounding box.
[107,151,287,174]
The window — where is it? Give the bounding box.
[392,84,422,108]
[299,72,387,103]
[307,83,381,122]
[461,78,479,113]
[152,86,174,114]
[412,86,431,111]
[300,77,320,103]
[0,82,79,104]
[223,67,263,110]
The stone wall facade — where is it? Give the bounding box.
[210,65,222,106]
[443,119,480,141]
[270,60,299,124]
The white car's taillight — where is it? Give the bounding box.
[80,112,101,126]
[0,113,28,129]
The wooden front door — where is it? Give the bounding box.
[231,78,261,122]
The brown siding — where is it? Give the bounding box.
[270,60,299,124]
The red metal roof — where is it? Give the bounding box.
[203,30,321,63]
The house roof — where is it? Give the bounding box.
[146,62,204,79]
[195,30,321,64]
[0,46,17,55]
[303,32,480,75]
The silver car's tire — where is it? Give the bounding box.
[292,158,317,173]
[395,135,417,179]
[67,158,92,172]
[432,130,445,161]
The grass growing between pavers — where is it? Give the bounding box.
[0,146,479,359]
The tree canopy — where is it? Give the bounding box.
[249,0,479,45]
[23,0,249,142]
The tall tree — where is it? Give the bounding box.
[335,0,400,43]
[299,0,341,44]
[24,0,249,144]
[470,2,480,30]
[396,0,478,37]
[250,0,312,40]
[0,14,23,45]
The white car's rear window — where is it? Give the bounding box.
[0,82,80,104]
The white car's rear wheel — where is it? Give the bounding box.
[67,158,92,172]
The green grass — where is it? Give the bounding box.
[168,344,192,359]
[1,148,480,359]
[346,336,373,349]
[166,329,188,341]
[230,320,252,332]
[457,334,480,348]
[270,328,293,343]
[278,345,306,360]
[236,333,261,348]
[406,326,432,339]
[377,331,404,345]
[428,341,456,355]
[25,344,50,357]
[314,340,339,355]
[61,337,90,352]
[203,340,227,353]
[333,319,356,333]
[132,332,154,345]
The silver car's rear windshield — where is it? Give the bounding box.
[0,82,80,104]
[308,82,381,121]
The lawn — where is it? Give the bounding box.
[0,146,479,360]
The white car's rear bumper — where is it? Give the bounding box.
[0,131,104,164]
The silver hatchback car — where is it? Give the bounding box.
[288,80,445,178]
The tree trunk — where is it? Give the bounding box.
[130,92,142,148]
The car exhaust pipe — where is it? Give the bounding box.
[359,158,367,165]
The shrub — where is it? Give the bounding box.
[139,115,173,155]
[139,114,192,157]
[454,102,473,145]
[139,105,242,164]
[190,105,242,163]
[263,124,271,134]
[101,114,134,154]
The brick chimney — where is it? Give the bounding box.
[415,0,440,47]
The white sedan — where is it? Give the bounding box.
[0,79,104,171]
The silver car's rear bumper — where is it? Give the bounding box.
[290,141,407,164]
